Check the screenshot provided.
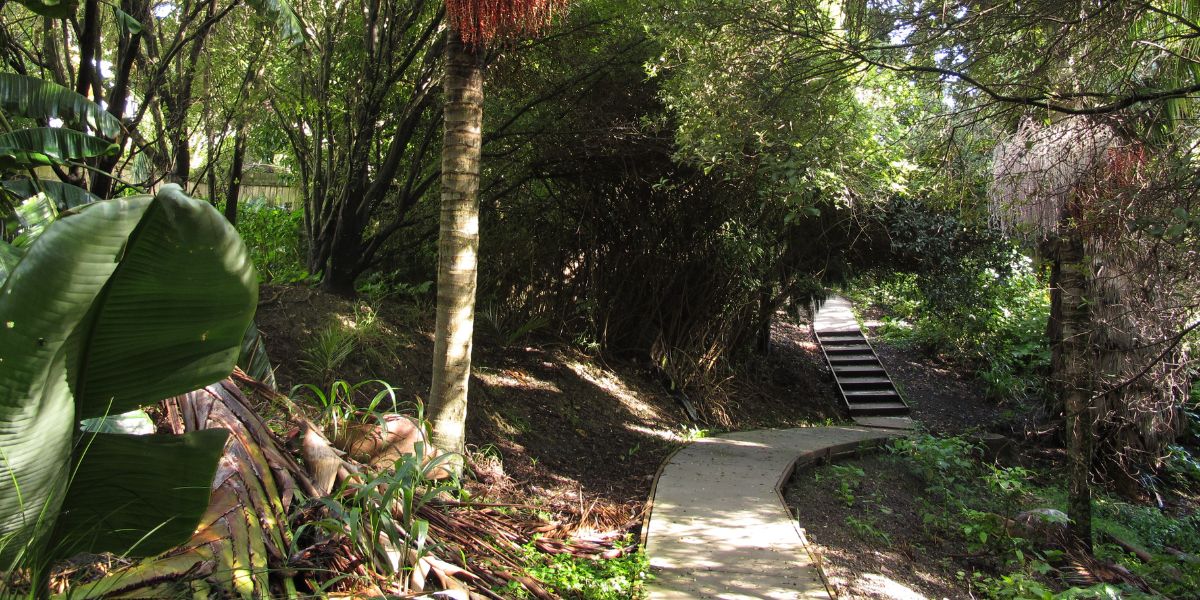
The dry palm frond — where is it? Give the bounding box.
[989,116,1196,481]
[1060,547,1155,594]
[990,116,1120,239]
[446,0,570,46]
[57,372,636,599]
[66,379,318,598]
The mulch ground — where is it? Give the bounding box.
[787,453,975,599]
[254,284,844,535]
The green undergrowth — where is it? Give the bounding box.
[497,535,651,599]
[813,434,1200,599]
[846,254,1050,401]
[225,199,308,284]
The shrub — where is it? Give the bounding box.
[229,199,307,283]
[851,254,1050,400]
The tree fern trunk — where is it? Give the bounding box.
[1057,228,1094,549]
[429,32,483,462]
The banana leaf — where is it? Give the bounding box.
[0,184,256,563]
[11,192,57,245]
[0,240,19,283]
[0,127,119,170]
[0,74,121,138]
[3,179,102,211]
[246,0,308,47]
[53,429,230,558]
[11,0,78,18]
[78,409,155,434]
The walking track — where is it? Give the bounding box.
[644,296,912,599]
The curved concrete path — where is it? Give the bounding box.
[645,427,897,599]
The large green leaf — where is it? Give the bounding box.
[245,0,308,47]
[0,74,121,138]
[0,240,20,284]
[52,429,230,558]
[112,6,144,35]
[11,0,78,18]
[12,192,58,245]
[72,185,258,418]
[0,185,256,562]
[79,410,155,434]
[0,197,146,560]
[0,127,120,169]
[3,179,102,211]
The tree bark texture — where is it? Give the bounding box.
[1056,228,1094,549]
[224,127,246,226]
[429,32,483,462]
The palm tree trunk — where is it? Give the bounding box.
[429,31,483,462]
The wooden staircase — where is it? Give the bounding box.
[812,296,909,417]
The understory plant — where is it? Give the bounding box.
[501,535,650,600]
[228,200,307,283]
[886,435,1200,598]
[299,445,459,593]
[291,379,402,440]
[0,185,257,592]
[850,253,1050,400]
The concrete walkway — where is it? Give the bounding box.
[812,295,860,333]
[645,427,897,599]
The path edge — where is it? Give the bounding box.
[778,436,894,599]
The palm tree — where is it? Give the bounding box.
[429,0,568,461]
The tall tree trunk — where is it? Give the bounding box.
[429,32,483,462]
[170,128,192,185]
[755,285,773,355]
[322,209,366,297]
[224,127,246,226]
[1056,227,1094,550]
[67,0,103,192]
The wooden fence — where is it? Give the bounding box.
[186,183,302,210]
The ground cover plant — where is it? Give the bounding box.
[790,434,1200,599]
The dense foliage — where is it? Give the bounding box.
[3,0,1200,596]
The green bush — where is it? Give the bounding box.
[229,199,307,283]
[850,253,1050,400]
[885,435,1200,598]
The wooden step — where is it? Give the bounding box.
[827,354,879,364]
[822,340,869,348]
[818,333,864,342]
[825,344,873,353]
[847,402,910,415]
[832,365,887,375]
[844,389,902,399]
[838,377,893,387]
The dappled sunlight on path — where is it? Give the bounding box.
[645,427,898,599]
